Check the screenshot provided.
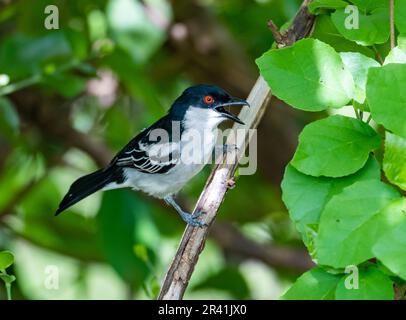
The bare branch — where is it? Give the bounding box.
[390,0,395,49]
[158,0,315,300]
[267,20,284,46]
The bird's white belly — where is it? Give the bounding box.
[124,131,217,198]
[124,161,206,198]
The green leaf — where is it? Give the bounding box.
[335,265,394,300]
[282,156,380,246]
[282,267,342,300]
[65,28,89,60]
[350,0,388,12]
[309,0,348,14]
[352,99,370,112]
[339,52,380,103]
[395,0,406,34]
[373,199,406,280]
[192,267,250,299]
[383,132,406,191]
[87,9,108,42]
[256,38,354,111]
[291,115,380,177]
[311,15,375,57]
[367,63,406,139]
[97,190,155,287]
[384,46,406,65]
[316,180,399,268]
[332,8,390,46]
[0,251,14,269]
[399,35,406,51]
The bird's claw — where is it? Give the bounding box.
[192,210,203,219]
[180,211,206,228]
[227,178,236,189]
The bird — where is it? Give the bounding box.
[55,84,249,227]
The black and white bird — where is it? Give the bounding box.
[55,85,248,227]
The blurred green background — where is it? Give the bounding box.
[0,0,316,299]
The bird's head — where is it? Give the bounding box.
[169,85,249,127]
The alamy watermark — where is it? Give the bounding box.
[344,265,359,290]
[344,5,359,30]
[44,265,59,290]
[44,5,59,30]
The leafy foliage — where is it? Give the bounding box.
[311,15,374,57]
[257,0,406,300]
[372,198,406,280]
[395,0,406,33]
[0,251,16,300]
[0,251,14,269]
[383,133,406,191]
[367,64,406,139]
[331,8,390,46]
[291,115,380,177]
[282,156,380,248]
[339,52,380,104]
[334,265,394,300]
[309,0,347,14]
[316,180,399,267]
[283,264,394,300]
[256,39,354,111]
[282,267,341,300]
[0,0,405,300]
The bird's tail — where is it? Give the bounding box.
[55,167,118,216]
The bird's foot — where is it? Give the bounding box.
[179,210,206,228]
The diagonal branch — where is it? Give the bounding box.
[390,0,395,49]
[158,0,315,300]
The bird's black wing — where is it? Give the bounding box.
[110,116,179,174]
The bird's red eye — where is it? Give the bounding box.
[203,95,214,104]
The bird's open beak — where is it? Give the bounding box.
[214,97,250,125]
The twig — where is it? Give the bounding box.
[0,74,41,97]
[394,283,406,300]
[373,45,385,64]
[390,0,395,49]
[0,51,105,97]
[158,0,315,300]
[267,20,284,45]
[0,59,81,97]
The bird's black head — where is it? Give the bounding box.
[169,85,249,125]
